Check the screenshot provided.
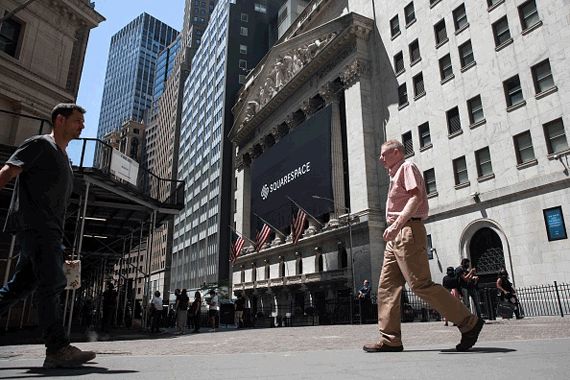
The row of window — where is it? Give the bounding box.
[400,54,555,118]
[416,118,569,195]
[391,0,540,42]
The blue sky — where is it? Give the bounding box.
[73,0,184,151]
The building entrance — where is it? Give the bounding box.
[469,227,505,283]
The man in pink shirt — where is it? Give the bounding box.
[363,140,483,353]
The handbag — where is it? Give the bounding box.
[63,260,81,290]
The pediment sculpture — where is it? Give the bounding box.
[243,32,337,123]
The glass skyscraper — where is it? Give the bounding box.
[97,13,178,139]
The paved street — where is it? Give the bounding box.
[1,316,570,379]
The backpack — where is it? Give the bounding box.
[442,267,459,290]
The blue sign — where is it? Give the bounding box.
[543,207,567,241]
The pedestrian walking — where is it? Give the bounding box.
[176,288,189,334]
[208,289,219,332]
[442,266,462,326]
[0,103,96,368]
[455,258,482,317]
[363,140,484,353]
[150,291,163,333]
[356,280,372,323]
[496,268,522,319]
[191,291,202,333]
[101,281,117,332]
[234,292,245,328]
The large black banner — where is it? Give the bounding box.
[250,106,334,235]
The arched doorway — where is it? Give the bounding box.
[469,227,505,283]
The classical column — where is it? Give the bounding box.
[319,82,346,228]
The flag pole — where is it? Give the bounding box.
[286,196,323,227]
[253,213,286,238]
[228,225,256,246]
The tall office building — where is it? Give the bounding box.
[171,0,281,290]
[96,13,178,140]
[143,0,219,302]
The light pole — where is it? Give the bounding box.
[312,195,358,324]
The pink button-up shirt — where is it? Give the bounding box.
[386,160,429,222]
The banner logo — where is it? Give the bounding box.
[260,162,311,201]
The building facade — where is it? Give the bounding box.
[171,0,280,290]
[229,0,570,323]
[96,13,178,139]
[0,0,104,145]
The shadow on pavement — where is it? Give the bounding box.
[440,347,517,354]
[0,365,138,379]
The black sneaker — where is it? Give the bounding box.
[43,345,96,368]
[456,318,485,351]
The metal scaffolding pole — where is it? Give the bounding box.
[3,235,17,331]
[67,182,90,336]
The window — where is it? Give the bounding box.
[240,26,248,36]
[424,168,437,195]
[398,83,408,107]
[513,131,536,164]
[519,0,540,31]
[447,106,461,135]
[543,119,569,154]
[430,0,441,7]
[239,44,247,55]
[239,74,246,84]
[409,39,421,64]
[439,54,453,81]
[459,40,475,68]
[404,2,415,25]
[475,147,493,177]
[413,72,425,98]
[394,51,404,74]
[503,75,524,107]
[241,13,249,22]
[402,131,413,156]
[492,17,511,47]
[532,59,555,94]
[418,122,431,148]
[487,0,503,7]
[239,59,247,69]
[467,95,485,125]
[453,156,469,185]
[254,2,267,13]
[0,16,23,58]
[434,19,448,46]
[390,15,400,38]
[453,4,468,31]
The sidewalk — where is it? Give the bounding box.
[1,317,569,379]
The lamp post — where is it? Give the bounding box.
[312,195,357,324]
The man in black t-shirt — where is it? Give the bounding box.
[455,259,482,318]
[0,104,96,368]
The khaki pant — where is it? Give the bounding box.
[377,220,478,346]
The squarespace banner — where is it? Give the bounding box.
[250,106,333,233]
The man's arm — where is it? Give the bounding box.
[0,164,22,190]
[383,188,421,241]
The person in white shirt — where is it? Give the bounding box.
[208,289,219,332]
[150,291,163,333]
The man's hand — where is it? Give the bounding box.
[383,223,400,242]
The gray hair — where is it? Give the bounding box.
[381,139,405,154]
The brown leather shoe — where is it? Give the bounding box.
[363,342,404,353]
[456,318,485,351]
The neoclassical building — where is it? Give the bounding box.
[229,1,389,321]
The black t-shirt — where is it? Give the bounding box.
[177,294,190,310]
[235,297,245,311]
[4,135,74,234]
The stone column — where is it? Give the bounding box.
[319,83,346,227]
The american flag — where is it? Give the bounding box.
[255,224,272,252]
[292,209,307,245]
[230,236,245,264]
